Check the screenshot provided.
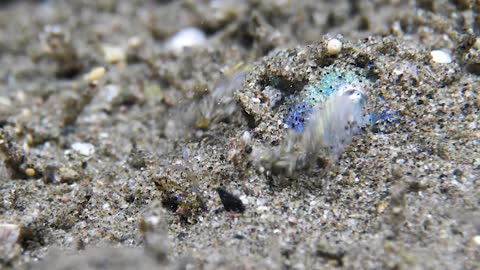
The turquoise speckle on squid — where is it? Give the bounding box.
[283,67,366,132]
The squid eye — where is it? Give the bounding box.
[343,89,364,102]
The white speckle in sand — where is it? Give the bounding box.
[71,142,95,156]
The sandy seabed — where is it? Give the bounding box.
[0,0,479,269]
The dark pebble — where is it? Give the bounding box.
[233,234,245,239]
[216,187,245,213]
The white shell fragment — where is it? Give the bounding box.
[71,142,95,156]
[241,131,252,145]
[473,235,480,246]
[165,27,207,53]
[430,50,452,63]
[101,44,126,64]
[327,38,342,55]
[84,66,106,83]
[0,96,12,107]
[0,224,22,245]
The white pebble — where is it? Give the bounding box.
[128,36,143,49]
[85,66,106,83]
[71,142,95,156]
[0,96,12,107]
[0,224,21,244]
[103,84,121,103]
[241,131,251,145]
[101,44,126,64]
[239,195,249,205]
[102,203,110,211]
[473,235,480,246]
[430,50,452,63]
[165,27,207,53]
[327,38,342,55]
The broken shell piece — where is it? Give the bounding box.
[0,223,25,264]
[430,50,452,64]
[101,44,126,63]
[165,27,207,53]
[128,36,144,49]
[71,142,95,156]
[85,67,106,83]
[0,224,23,245]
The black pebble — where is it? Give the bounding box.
[216,187,245,213]
[233,234,245,239]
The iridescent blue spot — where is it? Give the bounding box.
[283,67,366,133]
[283,102,314,132]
